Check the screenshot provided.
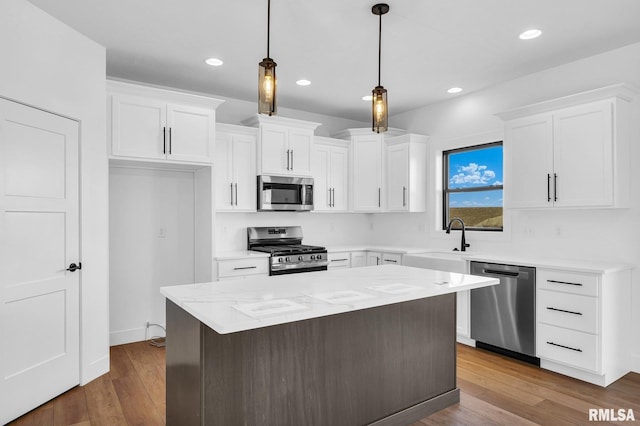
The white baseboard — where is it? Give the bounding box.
[110,324,166,347]
[81,353,109,385]
[456,334,476,347]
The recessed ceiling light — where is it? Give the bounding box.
[447,87,463,94]
[519,29,542,40]
[205,57,223,66]
[362,95,373,101]
[296,79,311,86]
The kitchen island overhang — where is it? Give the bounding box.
[161,265,498,426]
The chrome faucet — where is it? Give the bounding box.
[446,217,470,252]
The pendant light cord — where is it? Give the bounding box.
[377,10,382,86]
[267,0,271,58]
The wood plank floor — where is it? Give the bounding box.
[9,342,640,425]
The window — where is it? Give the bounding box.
[443,141,503,231]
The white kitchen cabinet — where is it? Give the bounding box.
[217,257,269,281]
[500,84,635,209]
[327,252,351,269]
[245,115,320,176]
[535,267,632,386]
[366,252,382,266]
[108,81,222,165]
[350,252,366,268]
[215,124,257,212]
[385,134,428,212]
[352,134,384,211]
[312,137,349,211]
[366,251,402,266]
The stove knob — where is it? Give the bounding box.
[298,255,303,261]
[278,257,284,263]
[310,255,315,260]
[285,256,291,262]
[316,254,323,260]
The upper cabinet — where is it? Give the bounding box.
[385,134,428,212]
[244,115,320,176]
[215,124,257,212]
[499,84,636,209]
[335,128,427,213]
[108,81,223,165]
[312,137,349,211]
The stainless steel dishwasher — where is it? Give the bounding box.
[470,261,538,364]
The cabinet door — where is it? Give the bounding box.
[350,252,366,268]
[352,136,383,211]
[260,124,289,174]
[232,134,257,211]
[330,146,349,211]
[366,252,381,266]
[311,144,331,211]
[386,143,409,211]
[214,132,234,210]
[111,94,166,160]
[288,128,313,175]
[504,115,554,208]
[553,102,613,207]
[166,104,214,163]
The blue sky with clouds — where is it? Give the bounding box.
[448,145,503,207]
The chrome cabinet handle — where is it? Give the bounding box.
[286,149,290,170]
[384,259,397,263]
[234,183,238,206]
[168,127,172,155]
[230,183,234,206]
[546,307,582,316]
[403,186,407,207]
[547,341,582,352]
[547,173,551,202]
[554,173,558,202]
[331,258,349,262]
[547,279,583,287]
[378,188,381,207]
[290,149,294,170]
[233,266,257,271]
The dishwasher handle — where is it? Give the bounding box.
[482,268,520,277]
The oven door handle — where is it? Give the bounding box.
[271,260,329,271]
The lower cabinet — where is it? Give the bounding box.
[366,251,402,266]
[327,252,351,269]
[351,252,366,268]
[535,267,632,386]
[216,257,269,281]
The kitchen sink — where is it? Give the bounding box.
[403,251,471,273]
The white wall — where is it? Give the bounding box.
[215,212,372,252]
[0,0,108,384]
[377,42,640,372]
[109,167,195,345]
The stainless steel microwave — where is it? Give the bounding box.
[257,175,314,212]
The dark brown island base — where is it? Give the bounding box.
[166,293,459,426]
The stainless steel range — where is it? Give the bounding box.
[247,226,328,275]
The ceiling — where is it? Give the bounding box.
[28,0,640,122]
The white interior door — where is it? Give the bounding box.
[0,98,80,424]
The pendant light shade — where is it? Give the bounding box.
[371,3,389,133]
[258,0,277,115]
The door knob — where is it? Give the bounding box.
[66,262,82,272]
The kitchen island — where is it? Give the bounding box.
[161,265,498,426]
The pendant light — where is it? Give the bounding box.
[371,3,389,133]
[258,0,277,115]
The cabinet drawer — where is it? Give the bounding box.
[537,269,599,297]
[381,253,403,265]
[328,252,351,269]
[537,323,599,372]
[218,258,269,278]
[537,289,598,334]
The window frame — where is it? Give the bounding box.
[442,141,504,232]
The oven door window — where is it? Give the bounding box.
[264,183,301,205]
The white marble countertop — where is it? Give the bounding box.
[214,250,270,261]
[325,245,427,254]
[161,265,498,334]
[403,250,633,274]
